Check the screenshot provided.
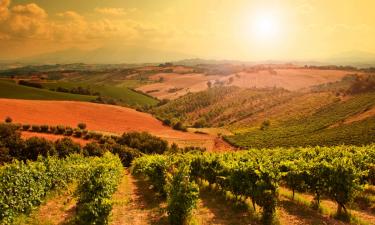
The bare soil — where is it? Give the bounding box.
[110,171,168,225]
[0,99,225,151]
[21,131,90,146]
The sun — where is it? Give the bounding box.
[252,13,280,40]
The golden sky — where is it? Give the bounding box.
[0,0,374,62]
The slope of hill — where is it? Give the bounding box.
[0,80,96,101]
[42,81,158,107]
[152,86,339,128]
[225,92,375,148]
[0,99,228,151]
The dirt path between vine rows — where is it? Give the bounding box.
[16,186,77,225]
[110,171,168,225]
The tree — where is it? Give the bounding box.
[78,123,87,130]
[55,137,81,158]
[173,121,187,132]
[24,137,57,160]
[260,120,271,130]
[4,117,12,123]
[83,142,106,157]
[109,144,142,167]
[118,132,168,154]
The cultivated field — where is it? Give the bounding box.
[136,68,352,100]
[0,98,229,151]
[230,69,351,91]
[136,73,221,100]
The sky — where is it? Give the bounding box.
[0,0,374,62]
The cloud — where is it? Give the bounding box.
[0,0,10,21]
[95,7,127,16]
[11,3,47,18]
[0,2,49,39]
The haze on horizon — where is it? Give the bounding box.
[0,0,374,63]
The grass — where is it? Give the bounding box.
[279,187,371,225]
[42,80,158,106]
[0,80,96,101]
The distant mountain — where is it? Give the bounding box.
[17,45,194,65]
[5,47,375,67]
[326,51,375,67]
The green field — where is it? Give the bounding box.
[225,92,375,148]
[0,80,96,101]
[42,80,158,106]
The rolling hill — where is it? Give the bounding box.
[0,79,96,101]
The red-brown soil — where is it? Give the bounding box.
[0,99,227,151]
[136,73,221,100]
[136,69,351,100]
[21,131,90,146]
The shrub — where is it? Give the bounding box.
[24,137,57,160]
[56,125,66,134]
[18,80,43,88]
[193,118,207,128]
[0,124,25,160]
[83,143,106,157]
[31,125,41,132]
[92,132,103,140]
[0,147,12,165]
[260,120,271,130]
[78,123,87,130]
[109,144,143,167]
[74,129,83,138]
[55,137,82,158]
[172,122,187,132]
[40,125,49,133]
[49,126,57,134]
[22,124,30,131]
[118,132,168,154]
[163,119,171,126]
[4,117,12,123]
[64,128,73,136]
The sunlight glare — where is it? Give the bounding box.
[251,12,281,41]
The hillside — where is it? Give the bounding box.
[152,86,299,127]
[0,99,227,151]
[152,74,375,148]
[225,92,375,148]
[0,79,96,101]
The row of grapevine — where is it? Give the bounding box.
[75,153,124,225]
[190,153,280,224]
[0,155,91,224]
[0,153,124,225]
[132,155,199,225]
[131,144,375,225]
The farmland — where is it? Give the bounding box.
[0,79,96,101]
[0,98,227,151]
[0,63,374,225]
[225,92,375,148]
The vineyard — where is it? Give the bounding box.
[132,145,375,225]
[226,92,375,148]
[152,86,296,127]
[0,153,123,225]
[0,124,375,224]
